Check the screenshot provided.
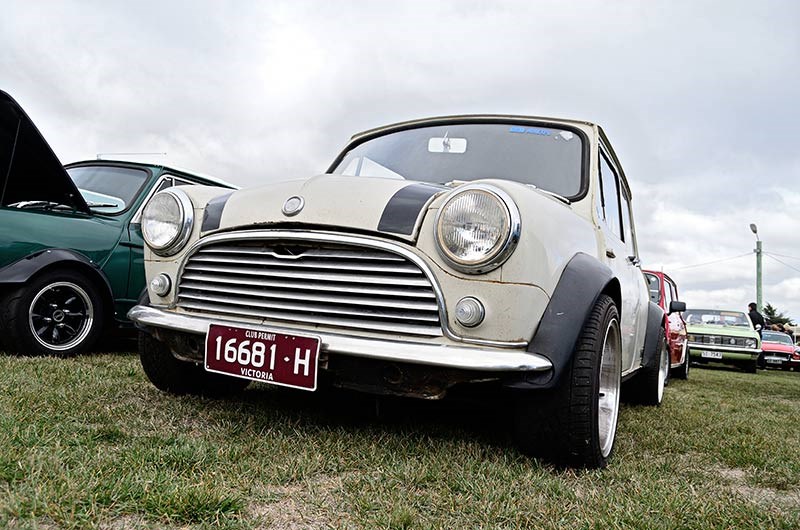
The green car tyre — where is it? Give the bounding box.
[1,269,105,356]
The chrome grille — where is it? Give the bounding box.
[176,238,443,336]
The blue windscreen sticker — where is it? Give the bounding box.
[509,126,551,136]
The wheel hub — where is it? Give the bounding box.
[28,281,94,352]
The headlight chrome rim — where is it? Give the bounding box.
[434,184,521,274]
[142,188,194,256]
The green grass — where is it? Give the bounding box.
[0,347,799,529]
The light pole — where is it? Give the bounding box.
[750,223,762,312]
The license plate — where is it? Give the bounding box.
[766,358,783,364]
[701,351,723,359]
[205,324,320,391]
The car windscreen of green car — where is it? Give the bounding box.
[0,89,236,357]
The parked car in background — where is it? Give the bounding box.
[644,270,688,379]
[130,114,671,468]
[685,309,761,373]
[0,90,236,356]
[760,331,800,371]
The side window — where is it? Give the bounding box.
[620,187,635,255]
[171,177,195,187]
[663,279,674,308]
[644,273,661,304]
[599,151,622,240]
[667,279,679,304]
[155,177,174,192]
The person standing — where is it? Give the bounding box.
[748,302,766,368]
[748,302,765,334]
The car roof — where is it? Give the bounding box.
[349,114,597,142]
[67,159,239,189]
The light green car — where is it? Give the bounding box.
[685,309,761,373]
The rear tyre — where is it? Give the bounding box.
[514,294,622,469]
[627,327,669,406]
[139,332,250,397]
[0,269,105,357]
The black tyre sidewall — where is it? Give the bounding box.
[514,294,621,469]
[139,331,250,397]
[2,269,105,357]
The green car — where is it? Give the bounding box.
[0,90,235,356]
[684,309,761,373]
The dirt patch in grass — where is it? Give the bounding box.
[717,465,800,511]
[249,475,344,529]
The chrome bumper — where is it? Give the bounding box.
[688,343,761,354]
[128,305,552,372]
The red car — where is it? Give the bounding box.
[760,331,800,370]
[644,270,689,379]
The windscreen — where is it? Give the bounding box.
[684,310,751,327]
[67,166,149,214]
[332,123,584,198]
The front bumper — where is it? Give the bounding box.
[763,355,800,368]
[128,305,553,373]
[688,342,760,361]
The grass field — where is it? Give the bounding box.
[1,343,799,529]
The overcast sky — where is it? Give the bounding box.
[2,0,799,321]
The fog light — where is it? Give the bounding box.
[455,297,485,327]
[150,274,171,296]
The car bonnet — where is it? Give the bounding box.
[0,90,90,213]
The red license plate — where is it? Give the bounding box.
[205,324,320,391]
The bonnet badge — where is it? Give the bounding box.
[282,195,305,216]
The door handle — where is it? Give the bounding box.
[606,249,616,258]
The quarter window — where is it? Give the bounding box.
[599,151,622,240]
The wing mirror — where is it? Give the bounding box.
[669,301,686,314]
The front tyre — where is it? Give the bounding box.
[139,331,250,397]
[514,294,622,468]
[0,270,105,357]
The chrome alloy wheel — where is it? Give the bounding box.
[28,282,94,351]
[598,317,622,459]
[657,335,669,402]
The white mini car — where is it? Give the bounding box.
[129,116,669,468]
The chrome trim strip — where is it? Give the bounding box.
[173,229,529,349]
[688,343,761,354]
[180,272,437,299]
[179,292,440,322]
[182,262,431,286]
[129,305,550,372]
[190,253,421,274]
[179,281,438,310]
[177,299,442,336]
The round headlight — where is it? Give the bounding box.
[435,185,520,273]
[142,189,194,256]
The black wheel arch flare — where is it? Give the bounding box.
[0,249,114,318]
[504,252,619,390]
[640,300,667,372]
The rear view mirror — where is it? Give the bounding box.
[669,301,686,314]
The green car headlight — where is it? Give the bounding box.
[745,338,757,348]
[142,189,194,256]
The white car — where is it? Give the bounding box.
[129,116,669,468]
